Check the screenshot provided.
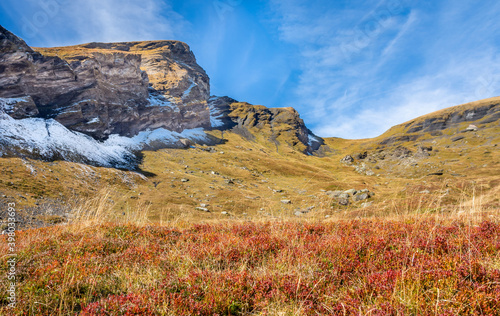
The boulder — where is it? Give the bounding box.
[353,193,370,202]
[465,124,478,132]
[340,155,354,164]
[344,189,357,196]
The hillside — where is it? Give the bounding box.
[0,95,498,228]
[0,24,499,225]
[0,24,500,315]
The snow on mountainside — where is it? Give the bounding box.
[0,110,213,169]
[0,25,324,169]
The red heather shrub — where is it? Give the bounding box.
[80,293,155,315]
[3,220,500,315]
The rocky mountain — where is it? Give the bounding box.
[208,96,323,154]
[0,25,321,168]
[0,25,498,227]
[338,97,500,178]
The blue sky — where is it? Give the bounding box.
[1,0,500,138]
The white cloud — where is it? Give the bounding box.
[269,0,500,138]
[2,0,185,46]
[313,51,500,139]
[69,0,182,43]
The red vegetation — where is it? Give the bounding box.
[1,220,499,315]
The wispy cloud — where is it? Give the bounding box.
[269,0,500,138]
[1,0,185,46]
[69,0,185,43]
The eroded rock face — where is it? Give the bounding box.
[404,102,500,134]
[0,25,323,168]
[0,25,210,140]
[208,96,324,153]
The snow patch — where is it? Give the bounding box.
[0,111,133,168]
[147,93,177,110]
[182,81,197,98]
[105,127,209,150]
[87,117,100,124]
[0,96,31,111]
[208,98,225,128]
[0,111,211,169]
[308,133,321,147]
[55,99,95,115]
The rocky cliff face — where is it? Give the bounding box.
[0,25,210,140]
[209,96,323,154]
[0,25,322,168]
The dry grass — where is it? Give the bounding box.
[0,193,499,315]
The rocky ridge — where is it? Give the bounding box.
[208,96,323,154]
[0,25,321,168]
[339,97,500,178]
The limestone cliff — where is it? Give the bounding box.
[0,25,210,140]
[0,25,322,168]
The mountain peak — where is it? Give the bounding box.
[0,25,321,168]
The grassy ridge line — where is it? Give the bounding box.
[0,124,498,226]
[1,218,499,315]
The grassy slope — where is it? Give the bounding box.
[0,97,499,313]
[1,99,499,225]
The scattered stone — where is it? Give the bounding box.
[294,211,303,216]
[451,136,465,142]
[221,211,229,215]
[245,196,260,200]
[338,198,349,206]
[427,172,444,176]
[344,189,357,196]
[195,207,210,212]
[353,152,367,160]
[361,202,373,208]
[200,203,209,208]
[225,179,234,184]
[340,155,354,164]
[419,190,431,194]
[273,189,284,193]
[281,200,292,204]
[354,163,374,176]
[181,178,189,182]
[200,147,217,153]
[465,124,478,132]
